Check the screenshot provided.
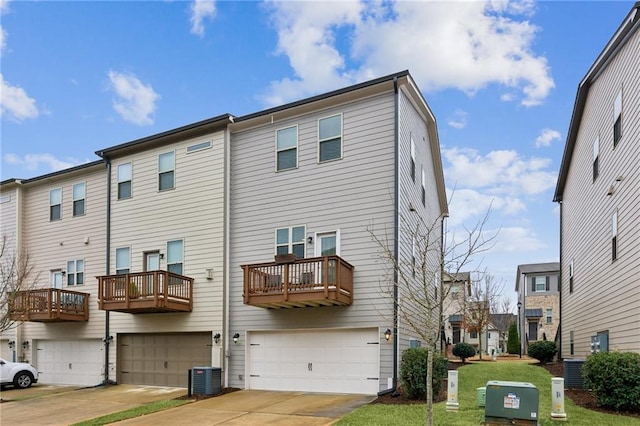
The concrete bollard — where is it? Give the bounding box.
[551,377,567,421]
[446,370,459,412]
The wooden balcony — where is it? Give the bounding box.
[242,255,354,309]
[97,271,193,314]
[8,289,89,322]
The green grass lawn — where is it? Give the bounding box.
[338,361,640,426]
[69,399,191,426]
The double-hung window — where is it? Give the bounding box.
[532,276,549,292]
[66,259,84,286]
[318,114,342,162]
[50,188,62,221]
[410,136,416,182]
[115,247,130,274]
[421,167,426,206]
[614,89,622,147]
[167,240,184,275]
[276,226,305,258]
[276,125,298,171]
[612,210,618,261]
[546,309,552,324]
[117,162,132,200]
[569,260,574,293]
[592,136,599,182]
[159,151,175,191]
[73,182,86,216]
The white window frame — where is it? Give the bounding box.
[73,182,86,217]
[317,114,343,163]
[50,188,62,221]
[546,309,552,324]
[592,136,599,181]
[66,259,84,286]
[51,270,63,289]
[115,247,131,275]
[167,239,184,275]
[612,210,618,261]
[186,140,212,153]
[313,230,340,256]
[421,167,426,206]
[410,136,416,182]
[117,162,132,200]
[276,125,298,171]
[569,259,574,293]
[614,89,622,147]
[275,225,306,258]
[158,151,175,191]
[534,276,547,292]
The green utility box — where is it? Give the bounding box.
[484,381,539,425]
[477,387,486,407]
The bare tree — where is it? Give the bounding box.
[0,235,39,333]
[463,272,504,359]
[368,208,496,426]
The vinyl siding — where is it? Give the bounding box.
[560,26,640,357]
[229,91,398,391]
[0,186,18,255]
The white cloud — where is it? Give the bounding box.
[4,153,83,173]
[443,147,556,196]
[262,0,554,107]
[488,226,547,253]
[0,0,9,54]
[190,0,216,37]
[535,128,561,148]
[446,188,526,227]
[107,70,159,125]
[447,109,468,129]
[0,73,39,122]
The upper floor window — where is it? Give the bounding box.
[592,136,599,182]
[73,182,86,216]
[421,167,426,206]
[546,308,552,324]
[276,225,305,258]
[276,125,298,171]
[115,247,130,274]
[470,331,478,339]
[159,152,175,191]
[66,259,84,286]
[613,89,622,147]
[569,260,574,293]
[532,276,549,292]
[612,210,618,261]
[411,235,416,278]
[318,114,342,162]
[50,188,62,221]
[117,162,132,200]
[410,136,416,182]
[167,239,184,275]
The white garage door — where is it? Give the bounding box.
[248,328,379,394]
[35,340,104,386]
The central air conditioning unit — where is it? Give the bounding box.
[484,381,539,425]
[192,367,222,396]
[564,359,586,389]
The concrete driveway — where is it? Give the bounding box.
[1,385,374,426]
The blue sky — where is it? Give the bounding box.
[1,0,634,307]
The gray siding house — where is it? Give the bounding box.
[554,2,640,358]
[227,71,448,394]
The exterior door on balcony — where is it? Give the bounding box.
[145,252,160,295]
[316,232,338,284]
[52,271,63,289]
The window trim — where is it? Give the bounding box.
[117,162,133,200]
[115,247,131,275]
[592,136,599,182]
[613,89,622,147]
[569,259,574,293]
[275,225,306,258]
[612,210,618,261]
[421,167,426,206]
[275,125,299,172]
[167,239,184,275]
[49,188,62,221]
[313,230,340,256]
[186,140,212,153]
[546,308,552,324]
[317,113,343,163]
[410,136,416,182]
[158,151,175,191]
[72,182,86,217]
[66,259,85,286]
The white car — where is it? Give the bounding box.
[0,357,39,389]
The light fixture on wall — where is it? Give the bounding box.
[159,253,165,259]
[8,340,15,349]
[102,335,113,345]
[22,341,29,350]
[206,269,214,281]
[232,333,240,344]
[384,329,392,341]
[307,236,313,244]
[213,333,221,344]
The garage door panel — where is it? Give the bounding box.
[36,340,103,386]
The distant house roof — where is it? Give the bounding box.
[515,262,560,291]
[490,313,517,330]
[554,2,640,202]
[525,309,543,318]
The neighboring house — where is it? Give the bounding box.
[515,262,560,354]
[443,272,472,351]
[228,71,448,394]
[554,3,640,358]
[490,313,517,354]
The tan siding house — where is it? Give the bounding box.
[554,3,640,358]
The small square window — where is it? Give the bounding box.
[318,115,342,162]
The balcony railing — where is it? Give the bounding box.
[242,255,354,309]
[97,271,193,314]
[8,289,89,322]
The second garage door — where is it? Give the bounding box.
[248,328,379,394]
[118,333,211,387]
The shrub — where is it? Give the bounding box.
[582,351,640,412]
[399,347,448,400]
[527,340,557,364]
[452,342,476,363]
[507,322,520,354]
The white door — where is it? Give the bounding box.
[248,328,379,394]
[35,340,103,386]
[52,271,63,289]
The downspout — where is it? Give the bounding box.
[439,216,445,353]
[223,124,231,387]
[103,158,113,385]
[557,200,563,359]
[392,76,399,392]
